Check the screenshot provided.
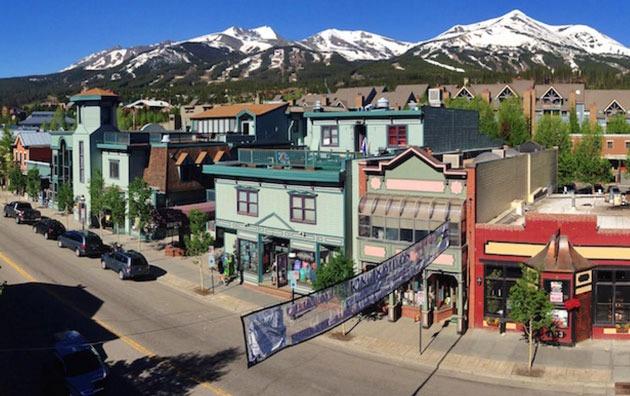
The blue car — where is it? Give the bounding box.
[53,330,107,395]
[101,248,151,280]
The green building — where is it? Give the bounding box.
[204,149,354,292]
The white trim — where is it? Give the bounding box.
[497,85,517,100]
[540,86,563,100]
[455,86,474,99]
[603,99,626,114]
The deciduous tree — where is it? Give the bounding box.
[313,251,355,291]
[184,209,214,292]
[498,97,529,146]
[606,114,630,133]
[8,164,26,195]
[574,129,611,189]
[104,185,126,237]
[569,107,580,134]
[128,177,153,249]
[447,97,498,138]
[534,115,575,186]
[509,266,554,372]
[88,170,105,228]
[56,182,75,227]
[26,168,40,201]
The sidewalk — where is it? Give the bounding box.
[2,191,623,393]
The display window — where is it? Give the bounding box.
[238,239,259,275]
[594,269,630,326]
[484,262,522,319]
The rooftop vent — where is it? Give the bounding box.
[376,97,389,109]
[161,134,170,143]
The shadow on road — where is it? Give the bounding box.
[108,348,240,395]
[0,282,117,395]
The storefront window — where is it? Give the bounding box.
[484,263,522,319]
[289,250,317,286]
[359,215,371,237]
[360,215,442,244]
[595,269,630,325]
[238,239,259,275]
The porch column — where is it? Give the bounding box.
[422,271,430,328]
[457,276,464,334]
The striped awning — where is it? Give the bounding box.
[359,195,463,223]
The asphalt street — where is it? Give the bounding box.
[0,214,580,395]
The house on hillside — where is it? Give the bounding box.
[19,111,75,131]
[583,89,630,131]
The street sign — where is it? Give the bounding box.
[208,246,216,270]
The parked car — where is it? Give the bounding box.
[57,230,104,257]
[3,201,41,224]
[32,218,66,240]
[101,248,151,280]
[53,330,107,395]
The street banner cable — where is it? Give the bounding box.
[241,222,449,367]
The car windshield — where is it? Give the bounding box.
[63,350,102,377]
[15,203,30,209]
[130,256,148,266]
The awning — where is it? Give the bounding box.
[195,151,208,165]
[175,152,189,166]
[359,195,464,224]
[171,201,216,217]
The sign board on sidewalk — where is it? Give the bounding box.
[241,222,449,367]
[208,246,216,270]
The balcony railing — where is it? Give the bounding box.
[102,132,149,145]
[237,149,356,170]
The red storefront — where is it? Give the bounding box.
[470,213,630,341]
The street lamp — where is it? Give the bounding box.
[79,195,86,231]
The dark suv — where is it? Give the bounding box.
[3,201,41,224]
[57,231,104,257]
[33,218,66,240]
[101,249,151,280]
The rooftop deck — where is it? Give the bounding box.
[494,194,630,229]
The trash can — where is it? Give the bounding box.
[388,303,402,322]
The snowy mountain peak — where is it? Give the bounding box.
[251,26,278,40]
[302,29,413,61]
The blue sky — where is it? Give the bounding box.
[1,0,628,78]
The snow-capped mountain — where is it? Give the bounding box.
[60,45,153,71]
[186,26,286,54]
[301,29,413,61]
[411,9,630,73]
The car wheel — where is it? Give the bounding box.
[101,260,107,270]
[57,240,63,248]
[75,248,81,257]
[118,270,125,280]
[44,232,49,240]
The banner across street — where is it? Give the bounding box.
[241,222,450,367]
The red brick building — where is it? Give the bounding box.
[468,195,630,342]
[13,132,52,173]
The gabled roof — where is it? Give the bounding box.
[15,131,51,147]
[585,90,630,113]
[535,84,585,102]
[190,103,287,119]
[363,146,467,177]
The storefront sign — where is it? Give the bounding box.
[241,222,449,367]
[550,281,564,303]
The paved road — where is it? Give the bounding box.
[0,215,586,395]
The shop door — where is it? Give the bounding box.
[574,292,592,342]
[276,253,288,288]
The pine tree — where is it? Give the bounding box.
[569,107,580,134]
[606,114,630,133]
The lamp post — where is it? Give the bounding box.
[79,195,86,231]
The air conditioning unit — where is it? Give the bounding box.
[428,88,442,107]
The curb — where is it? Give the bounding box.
[318,333,613,394]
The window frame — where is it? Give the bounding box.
[289,194,316,224]
[78,141,85,183]
[387,125,408,147]
[483,262,523,320]
[594,269,630,326]
[321,125,339,147]
[109,159,120,180]
[237,189,258,217]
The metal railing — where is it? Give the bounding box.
[102,132,149,145]
[237,149,356,170]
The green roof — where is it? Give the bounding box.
[203,164,343,184]
[305,109,423,119]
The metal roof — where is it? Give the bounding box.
[16,131,51,147]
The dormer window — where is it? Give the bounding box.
[541,87,563,106]
[604,100,625,116]
[497,86,516,102]
[456,87,474,100]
